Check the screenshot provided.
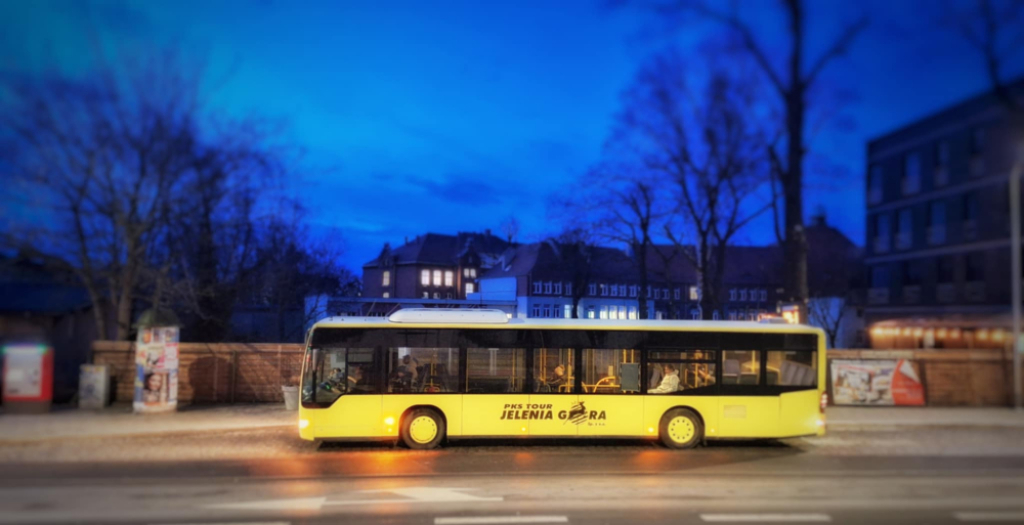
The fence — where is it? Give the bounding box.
[92,341,303,404]
[828,348,1021,406]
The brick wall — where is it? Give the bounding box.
[829,348,1022,406]
[94,341,1023,406]
[93,341,303,404]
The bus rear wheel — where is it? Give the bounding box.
[401,408,445,450]
[659,408,703,449]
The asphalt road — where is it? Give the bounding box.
[2,433,1024,525]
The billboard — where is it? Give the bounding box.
[133,326,179,413]
[830,359,925,406]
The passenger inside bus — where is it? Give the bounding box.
[389,355,419,392]
[546,364,567,390]
[648,363,680,394]
[320,367,346,394]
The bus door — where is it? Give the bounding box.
[718,349,778,437]
[576,348,644,437]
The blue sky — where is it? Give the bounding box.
[2,0,1019,271]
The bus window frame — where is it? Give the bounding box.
[302,328,821,407]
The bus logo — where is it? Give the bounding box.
[498,401,607,425]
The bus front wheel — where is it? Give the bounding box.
[401,408,445,450]
[659,408,703,449]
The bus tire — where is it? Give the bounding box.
[401,408,445,450]
[659,408,703,449]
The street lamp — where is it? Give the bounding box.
[1010,139,1024,410]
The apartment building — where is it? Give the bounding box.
[864,81,1021,349]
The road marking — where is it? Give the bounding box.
[955,511,1024,522]
[158,522,290,525]
[435,517,568,525]
[700,514,831,522]
[206,487,502,511]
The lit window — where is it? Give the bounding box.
[599,306,608,319]
[629,306,637,320]
[444,271,454,287]
[382,271,391,286]
[689,286,699,301]
[383,292,390,298]
[587,306,595,319]
[564,304,572,318]
[433,270,442,286]
[433,292,440,299]
[421,269,430,286]
[470,268,477,278]
[618,305,627,319]
[423,291,429,298]
[466,282,475,294]
[534,281,542,294]
[464,268,470,277]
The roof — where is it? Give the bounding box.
[364,231,510,268]
[310,314,823,336]
[0,256,92,315]
[868,77,1023,155]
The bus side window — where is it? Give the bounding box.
[722,350,761,385]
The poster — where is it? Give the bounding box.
[134,326,179,413]
[830,359,925,406]
[2,344,45,398]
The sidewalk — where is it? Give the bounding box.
[0,404,296,442]
[1,404,1022,443]
[827,406,1024,430]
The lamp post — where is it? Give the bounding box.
[1011,141,1023,410]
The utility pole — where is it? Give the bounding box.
[1011,142,1023,410]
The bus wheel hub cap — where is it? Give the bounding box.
[669,417,694,442]
[410,416,437,442]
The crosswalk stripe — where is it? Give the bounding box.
[700,514,831,522]
[955,512,1024,522]
[435,517,569,525]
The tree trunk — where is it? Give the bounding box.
[637,240,649,320]
[782,0,810,312]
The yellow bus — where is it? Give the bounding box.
[299,309,826,449]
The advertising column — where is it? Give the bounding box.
[133,326,179,413]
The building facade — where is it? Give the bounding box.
[356,231,511,315]
[864,82,1020,349]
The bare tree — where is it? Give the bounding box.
[2,55,202,339]
[614,51,772,320]
[499,215,521,244]
[560,163,667,319]
[552,227,599,319]
[647,0,869,317]
[808,296,846,348]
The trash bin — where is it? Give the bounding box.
[281,385,299,411]
[79,364,111,409]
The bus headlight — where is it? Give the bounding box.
[384,416,395,426]
[298,419,310,430]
